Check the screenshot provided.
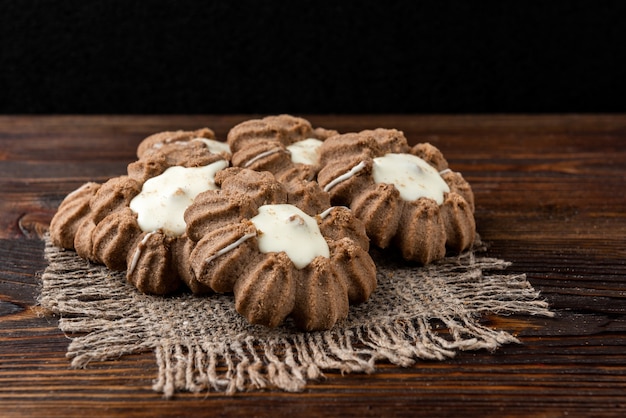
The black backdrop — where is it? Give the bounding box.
[2,0,625,114]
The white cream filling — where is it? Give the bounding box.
[204,232,257,266]
[318,206,349,220]
[192,137,232,155]
[244,147,284,168]
[318,206,336,220]
[128,231,156,275]
[250,204,329,269]
[286,138,323,165]
[372,153,449,204]
[323,161,367,193]
[130,160,229,236]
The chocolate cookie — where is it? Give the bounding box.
[317,128,476,264]
[227,114,338,183]
[49,130,232,295]
[184,168,376,331]
[130,128,231,183]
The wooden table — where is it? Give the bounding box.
[1,115,625,417]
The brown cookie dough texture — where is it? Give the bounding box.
[317,128,476,264]
[49,129,232,296]
[49,182,101,250]
[227,114,338,184]
[129,128,231,183]
[136,127,217,158]
[184,167,377,331]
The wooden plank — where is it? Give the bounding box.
[1,115,625,417]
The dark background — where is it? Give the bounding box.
[1,0,625,114]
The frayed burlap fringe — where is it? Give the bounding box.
[39,236,553,397]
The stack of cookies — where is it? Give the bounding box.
[49,115,476,331]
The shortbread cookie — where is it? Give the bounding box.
[136,128,229,159]
[227,114,338,183]
[317,128,476,264]
[184,168,376,331]
[49,130,232,295]
[129,128,231,183]
[49,182,100,250]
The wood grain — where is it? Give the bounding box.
[1,115,625,417]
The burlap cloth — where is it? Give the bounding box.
[39,235,553,397]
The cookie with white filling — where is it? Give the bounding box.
[227,114,338,184]
[184,168,376,331]
[317,128,476,264]
[49,130,232,295]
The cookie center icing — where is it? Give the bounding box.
[250,204,330,269]
[130,160,229,236]
[286,138,323,165]
[372,153,449,204]
[192,138,232,155]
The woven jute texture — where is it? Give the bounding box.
[39,236,553,397]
